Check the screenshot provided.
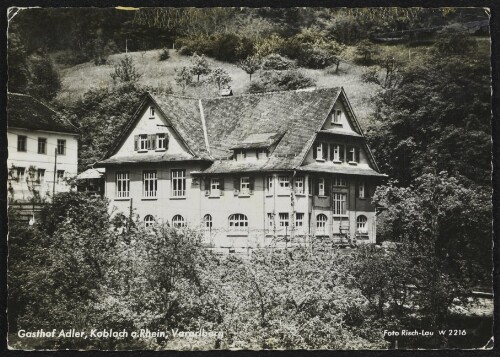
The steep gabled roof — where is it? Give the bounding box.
[104,92,211,160]
[7,93,77,134]
[100,87,383,176]
[202,87,342,169]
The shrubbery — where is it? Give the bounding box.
[247,69,315,93]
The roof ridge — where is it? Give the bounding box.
[148,87,341,102]
[204,86,341,101]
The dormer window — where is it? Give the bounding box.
[149,106,155,118]
[257,148,268,159]
[234,150,246,161]
[332,109,343,125]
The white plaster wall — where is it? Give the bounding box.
[7,128,78,202]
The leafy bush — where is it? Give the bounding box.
[247,69,315,93]
[158,48,170,61]
[261,53,296,70]
[27,49,61,101]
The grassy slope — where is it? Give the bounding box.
[56,48,379,127]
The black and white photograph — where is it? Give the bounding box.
[5,6,495,350]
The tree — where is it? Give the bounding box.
[356,39,379,65]
[371,172,491,329]
[238,56,260,81]
[175,66,194,93]
[190,53,211,82]
[26,49,61,101]
[110,55,141,84]
[210,68,231,90]
[366,32,490,187]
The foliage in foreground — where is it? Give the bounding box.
[9,193,387,350]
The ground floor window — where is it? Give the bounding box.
[144,215,155,228]
[295,212,304,227]
[203,214,212,228]
[279,212,289,227]
[172,214,186,228]
[357,215,368,234]
[316,214,327,228]
[229,214,248,231]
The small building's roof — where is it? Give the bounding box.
[76,168,105,180]
[7,93,78,134]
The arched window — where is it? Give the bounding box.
[316,214,327,228]
[203,214,212,228]
[144,215,155,228]
[357,215,368,233]
[172,214,186,228]
[228,214,248,229]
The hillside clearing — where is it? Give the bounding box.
[57,49,379,126]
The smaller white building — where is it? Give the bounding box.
[7,93,79,203]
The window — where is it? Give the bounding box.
[37,169,45,183]
[295,213,304,227]
[149,106,155,117]
[144,215,155,228]
[316,214,327,229]
[332,176,347,187]
[294,176,304,194]
[15,167,25,182]
[203,214,212,228]
[257,148,268,159]
[143,170,157,198]
[358,181,366,198]
[116,172,130,198]
[267,213,274,231]
[279,213,289,227]
[211,177,220,191]
[172,215,186,228]
[357,215,368,234]
[139,134,148,151]
[228,214,248,231]
[278,176,290,194]
[157,133,166,150]
[318,178,325,196]
[316,143,323,160]
[266,176,273,193]
[240,177,250,195]
[331,109,343,124]
[235,150,246,161]
[347,146,360,163]
[56,170,65,183]
[171,169,186,197]
[57,139,66,155]
[332,193,347,215]
[308,177,313,195]
[17,135,27,152]
[38,138,47,154]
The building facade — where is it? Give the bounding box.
[7,93,79,203]
[99,87,386,252]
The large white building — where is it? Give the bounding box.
[7,93,79,203]
[98,87,386,252]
